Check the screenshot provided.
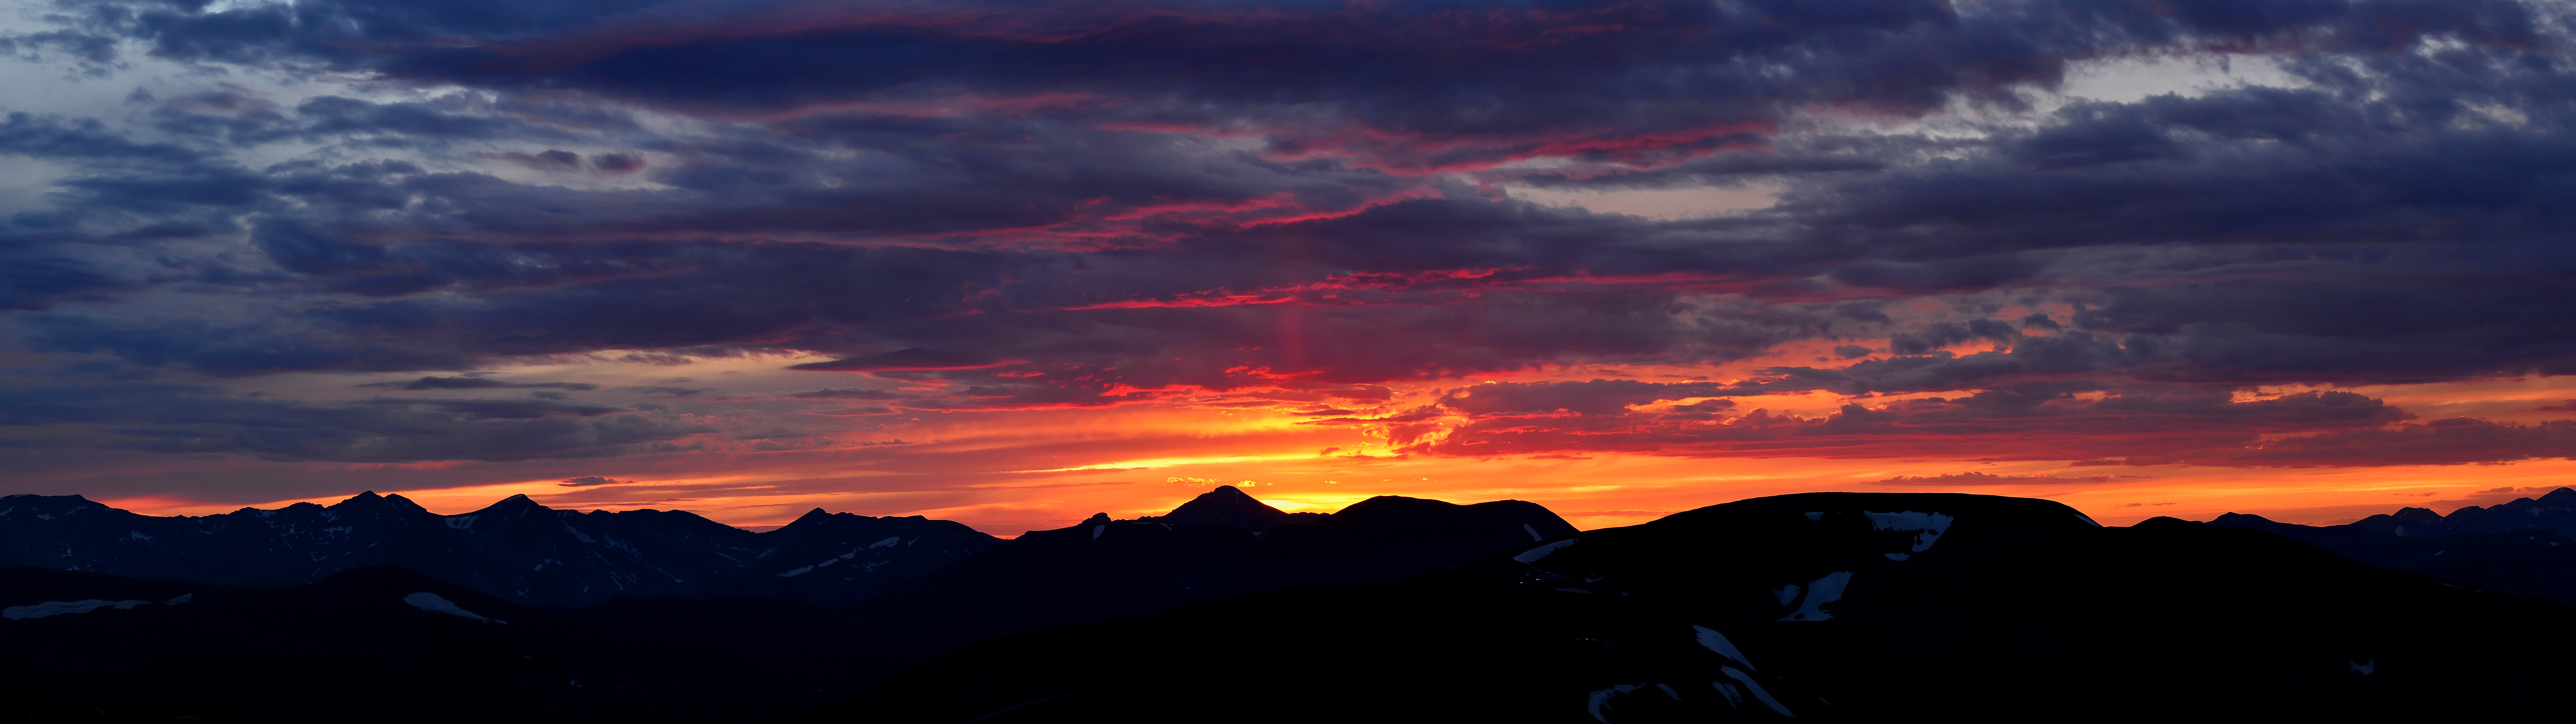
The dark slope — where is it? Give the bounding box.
[696,508,997,608]
[2208,512,2576,602]
[0,690,292,723]
[0,492,996,608]
[0,566,901,723]
[815,492,2576,722]
[843,488,1577,656]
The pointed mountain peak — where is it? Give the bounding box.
[1081,512,1112,526]
[332,490,432,517]
[1158,485,1295,531]
[469,494,553,517]
[329,491,383,507]
[778,508,837,529]
[2542,487,2576,507]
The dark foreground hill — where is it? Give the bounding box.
[2209,487,2576,603]
[0,492,996,608]
[814,492,2576,722]
[0,566,897,723]
[840,486,1578,656]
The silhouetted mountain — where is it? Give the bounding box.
[2345,487,2576,538]
[844,489,1577,656]
[812,492,2576,722]
[2209,511,2576,602]
[0,566,901,723]
[1137,485,1324,529]
[0,492,995,608]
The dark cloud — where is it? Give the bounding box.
[613,385,715,397]
[0,383,705,462]
[357,376,599,391]
[557,475,632,487]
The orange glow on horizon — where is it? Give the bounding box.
[77,352,2576,539]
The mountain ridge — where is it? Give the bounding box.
[2204,487,2576,603]
[815,491,2576,721]
[0,490,998,608]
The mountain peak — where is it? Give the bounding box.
[329,490,433,517]
[779,508,837,530]
[2542,487,2576,507]
[1157,485,1297,530]
[466,494,552,518]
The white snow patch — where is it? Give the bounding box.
[1774,584,1800,605]
[839,550,858,559]
[777,565,814,578]
[561,523,596,544]
[869,536,902,549]
[2350,660,2374,675]
[166,594,191,605]
[1884,553,1909,561]
[1584,683,1682,723]
[404,592,493,622]
[2075,513,2102,528]
[1778,571,1851,622]
[1714,680,1744,707]
[1803,512,1822,521]
[4,599,151,620]
[1091,525,1106,540]
[1864,511,1954,553]
[35,514,52,521]
[1719,666,1794,716]
[1514,538,1577,563]
[817,558,838,567]
[129,531,153,541]
[1523,524,1543,541]
[445,515,477,530]
[1693,625,1754,670]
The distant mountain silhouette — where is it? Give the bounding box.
[1137,484,1325,529]
[2205,487,2576,603]
[0,492,995,608]
[843,487,1577,656]
[812,492,2576,722]
[0,566,899,723]
[2346,487,2576,538]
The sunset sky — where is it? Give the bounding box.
[4,0,2575,535]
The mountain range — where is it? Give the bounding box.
[9,486,2576,721]
[2208,487,2576,603]
[1,485,1581,721]
[820,493,2576,721]
[0,491,997,608]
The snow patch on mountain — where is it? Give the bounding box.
[1514,538,1577,563]
[4,599,152,620]
[403,592,495,622]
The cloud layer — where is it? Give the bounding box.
[3,0,2574,513]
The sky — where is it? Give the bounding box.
[3,0,2575,535]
